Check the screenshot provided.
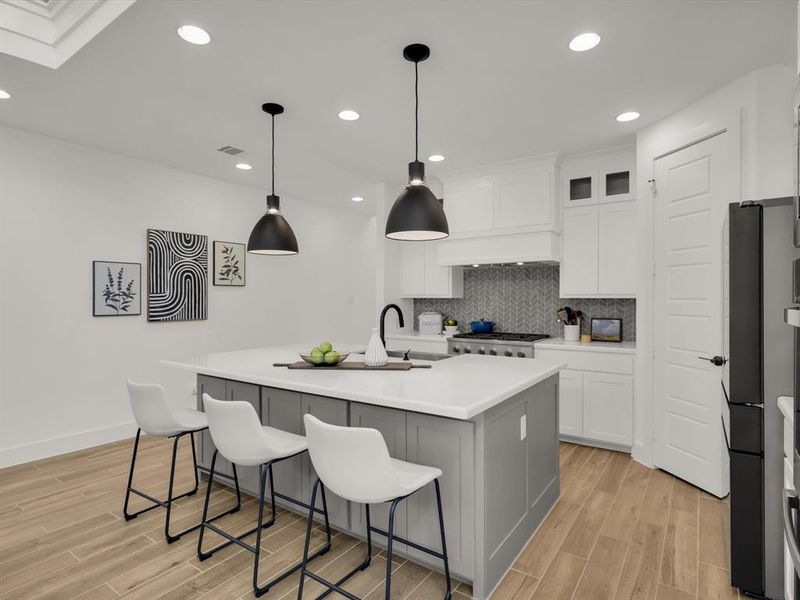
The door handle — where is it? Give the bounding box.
[698,355,727,367]
[784,488,800,576]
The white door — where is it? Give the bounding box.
[560,205,598,297]
[653,133,729,498]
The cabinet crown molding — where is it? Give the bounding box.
[438,152,560,183]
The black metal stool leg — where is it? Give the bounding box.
[196,449,219,558]
[189,431,200,495]
[252,464,268,596]
[122,429,142,521]
[434,479,452,600]
[296,478,321,600]
[384,498,402,600]
[164,433,181,542]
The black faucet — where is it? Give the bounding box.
[379,303,405,348]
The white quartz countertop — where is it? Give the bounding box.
[161,344,566,420]
[534,338,636,354]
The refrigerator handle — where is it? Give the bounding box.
[721,415,730,452]
[783,488,800,577]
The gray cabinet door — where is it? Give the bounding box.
[301,394,350,530]
[227,381,261,495]
[262,387,304,504]
[197,375,230,476]
[349,403,408,543]
[406,413,475,579]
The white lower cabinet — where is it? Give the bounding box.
[558,369,584,437]
[582,372,633,446]
[538,346,634,450]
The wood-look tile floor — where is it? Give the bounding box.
[0,438,739,600]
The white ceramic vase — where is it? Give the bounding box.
[364,328,389,367]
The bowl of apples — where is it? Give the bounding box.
[300,342,348,367]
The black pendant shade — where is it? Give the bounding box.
[385,43,449,241]
[247,103,299,255]
[247,195,298,255]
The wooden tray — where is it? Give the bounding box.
[272,361,431,371]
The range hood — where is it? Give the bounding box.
[435,230,561,266]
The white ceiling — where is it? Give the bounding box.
[0,0,794,213]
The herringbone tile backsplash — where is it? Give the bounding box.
[413,264,636,340]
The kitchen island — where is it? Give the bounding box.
[162,344,566,599]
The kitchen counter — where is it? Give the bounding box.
[162,343,565,598]
[162,343,565,420]
[534,338,636,354]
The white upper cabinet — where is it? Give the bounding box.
[598,201,637,295]
[560,147,636,298]
[560,205,598,297]
[400,241,463,298]
[443,176,494,235]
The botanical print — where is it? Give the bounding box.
[213,241,246,286]
[147,229,208,322]
[93,261,141,317]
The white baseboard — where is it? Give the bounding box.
[0,421,138,468]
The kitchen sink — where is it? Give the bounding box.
[385,350,452,362]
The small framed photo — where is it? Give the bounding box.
[213,241,246,286]
[591,318,623,342]
[93,261,142,316]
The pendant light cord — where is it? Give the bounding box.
[414,60,419,162]
[270,114,275,196]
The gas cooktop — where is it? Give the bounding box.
[451,332,550,343]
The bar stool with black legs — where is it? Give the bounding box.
[124,380,242,543]
[197,394,333,598]
[298,414,452,600]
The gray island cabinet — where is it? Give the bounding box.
[167,346,565,599]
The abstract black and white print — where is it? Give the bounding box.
[147,229,208,322]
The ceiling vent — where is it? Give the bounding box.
[216,145,245,156]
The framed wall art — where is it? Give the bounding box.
[93,261,142,316]
[213,241,245,286]
[590,318,623,342]
[147,229,208,322]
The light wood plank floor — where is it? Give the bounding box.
[0,438,739,600]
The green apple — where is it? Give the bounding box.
[319,341,333,354]
[310,348,324,364]
[324,350,340,364]
[310,346,321,354]
[445,319,457,326]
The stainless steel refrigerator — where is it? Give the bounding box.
[728,198,799,599]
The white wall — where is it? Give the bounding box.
[0,125,377,466]
[632,64,796,466]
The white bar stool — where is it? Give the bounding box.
[197,394,333,598]
[298,414,452,600]
[124,380,242,543]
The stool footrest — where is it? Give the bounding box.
[368,526,446,560]
[273,491,327,515]
[305,570,361,600]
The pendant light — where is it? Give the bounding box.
[247,103,299,255]
[385,43,449,241]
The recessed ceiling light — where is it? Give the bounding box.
[178,25,211,45]
[616,111,640,122]
[428,154,445,162]
[0,89,10,100]
[235,163,252,170]
[351,196,364,202]
[569,32,601,52]
[516,262,524,266]
[472,264,480,268]
[338,110,360,121]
